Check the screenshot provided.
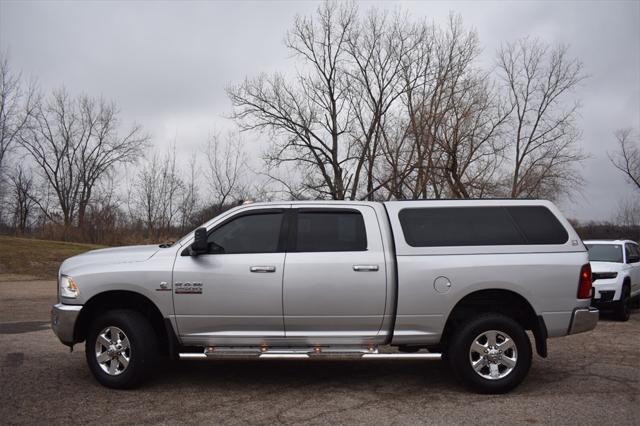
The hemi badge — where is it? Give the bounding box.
[156,282,172,292]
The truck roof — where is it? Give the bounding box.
[240,199,552,207]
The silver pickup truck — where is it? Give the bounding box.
[52,199,598,393]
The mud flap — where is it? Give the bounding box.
[532,315,548,358]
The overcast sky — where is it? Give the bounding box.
[1,0,638,221]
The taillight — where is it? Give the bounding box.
[578,264,592,299]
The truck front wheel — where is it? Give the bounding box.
[448,313,532,394]
[85,309,158,389]
[613,284,631,322]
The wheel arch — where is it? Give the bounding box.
[441,288,548,358]
[621,275,631,298]
[74,290,177,357]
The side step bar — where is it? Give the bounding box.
[361,353,441,360]
[178,349,441,361]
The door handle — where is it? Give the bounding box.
[250,266,276,273]
[353,265,379,272]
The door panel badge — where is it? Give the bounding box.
[174,281,203,294]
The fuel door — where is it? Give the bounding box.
[433,276,452,294]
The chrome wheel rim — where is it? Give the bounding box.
[95,326,131,376]
[469,330,517,380]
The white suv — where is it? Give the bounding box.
[584,240,640,321]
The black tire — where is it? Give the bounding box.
[447,313,532,394]
[85,309,158,389]
[613,284,631,322]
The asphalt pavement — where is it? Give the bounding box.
[0,279,638,425]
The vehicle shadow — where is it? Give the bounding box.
[597,304,640,321]
[145,356,567,396]
[0,321,50,334]
[149,357,459,392]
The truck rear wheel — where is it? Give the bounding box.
[85,309,158,389]
[448,313,532,394]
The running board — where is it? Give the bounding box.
[178,350,441,361]
[361,353,441,360]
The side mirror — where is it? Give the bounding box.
[190,227,208,256]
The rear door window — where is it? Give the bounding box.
[398,206,568,247]
[294,210,367,252]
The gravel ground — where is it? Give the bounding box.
[0,279,638,425]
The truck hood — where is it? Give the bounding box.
[60,245,161,274]
[589,261,623,273]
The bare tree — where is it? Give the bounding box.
[75,99,149,227]
[375,113,417,199]
[436,74,509,198]
[131,146,184,238]
[408,16,477,199]
[8,165,35,233]
[609,128,640,191]
[386,20,441,200]
[260,163,311,200]
[179,153,199,230]
[497,38,587,199]
[18,89,147,231]
[374,15,507,200]
[0,53,37,173]
[131,155,162,236]
[428,17,511,199]
[615,197,640,228]
[343,10,414,200]
[228,2,360,200]
[230,3,462,201]
[203,131,248,208]
[80,177,127,245]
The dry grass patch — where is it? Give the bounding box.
[0,236,105,281]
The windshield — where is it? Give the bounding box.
[586,244,623,263]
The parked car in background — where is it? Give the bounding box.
[584,240,640,321]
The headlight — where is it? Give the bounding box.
[592,272,618,281]
[59,275,80,298]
